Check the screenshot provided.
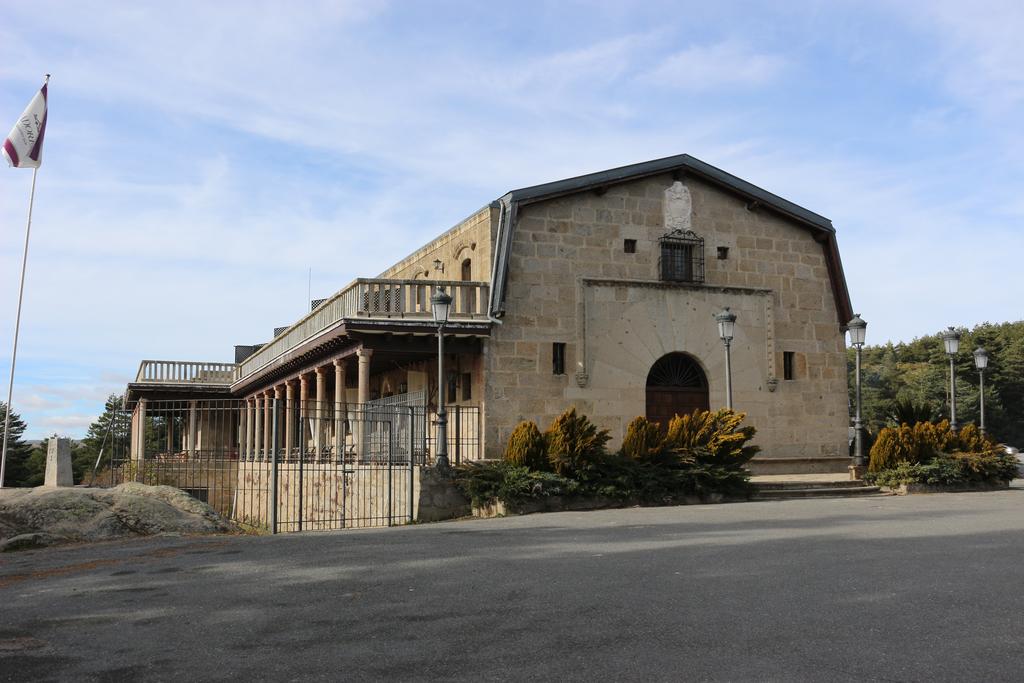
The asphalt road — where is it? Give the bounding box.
[2,486,1023,682]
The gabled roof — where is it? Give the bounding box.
[487,154,853,325]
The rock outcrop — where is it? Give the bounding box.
[0,484,235,551]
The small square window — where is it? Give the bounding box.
[783,352,795,380]
[717,246,729,260]
[553,343,566,375]
[623,239,637,254]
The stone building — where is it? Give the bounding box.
[126,153,854,474]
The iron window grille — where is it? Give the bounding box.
[659,229,704,283]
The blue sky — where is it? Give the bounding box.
[1,0,1022,438]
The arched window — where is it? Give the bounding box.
[461,258,472,281]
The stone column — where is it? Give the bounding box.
[136,398,148,482]
[357,348,373,404]
[244,398,252,459]
[315,367,327,459]
[188,400,198,456]
[299,373,310,458]
[263,390,273,459]
[252,396,261,460]
[285,380,296,460]
[166,413,174,454]
[334,359,347,459]
[273,386,284,456]
[356,348,373,457]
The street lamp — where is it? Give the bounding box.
[715,307,737,410]
[431,286,453,469]
[941,327,961,431]
[974,347,989,436]
[847,314,867,467]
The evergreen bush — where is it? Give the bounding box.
[868,420,1003,472]
[545,407,611,478]
[503,420,548,471]
[867,419,1013,486]
[453,461,577,507]
[620,416,668,464]
[664,409,759,469]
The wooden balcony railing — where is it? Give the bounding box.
[136,360,236,384]
[235,278,490,382]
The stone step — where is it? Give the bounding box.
[751,485,882,500]
[747,457,853,475]
[753,480,866,491]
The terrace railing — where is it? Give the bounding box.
[135,360,236,385]
[235,278,490,382]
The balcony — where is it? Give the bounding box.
[235,278,490,383]
[135,360,237,385]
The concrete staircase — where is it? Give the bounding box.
[750,476,882,500]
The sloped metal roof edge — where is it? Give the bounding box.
[505,153,834,232]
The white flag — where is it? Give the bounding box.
[3,81,48,169]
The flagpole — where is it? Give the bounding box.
[0,165,39,488]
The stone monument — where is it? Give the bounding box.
[44,437,74,487]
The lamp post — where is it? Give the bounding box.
[431,286,453,469]
[715,307,737,410]
[941,327,961,431]
[847,314,867,467]
[974,347,988,436]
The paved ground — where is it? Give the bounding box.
[2,485,1023,682]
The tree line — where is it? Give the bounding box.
[1,395,123,487]
[3,321,1022,487]
[848,320,1024,448]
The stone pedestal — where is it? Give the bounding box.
[848,464,867,481]
[44,438,74,487]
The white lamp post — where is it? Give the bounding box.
[431,286,452,469]
[973,347,989,436]
[715,307,737,410]
[847,314,867,467]
[941,327,961,431]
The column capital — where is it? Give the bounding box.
[274,385,284,399]
[315,366,328,377]
[356,347,373,360]
[333,358,346,368]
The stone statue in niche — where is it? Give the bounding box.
[664,181,692,233]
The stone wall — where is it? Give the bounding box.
[234,462,468,530]
[378,205,497,284]
[484,172,849,463]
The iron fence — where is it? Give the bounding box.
[105,399,481,532]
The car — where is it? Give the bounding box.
[1007,446,1023,478]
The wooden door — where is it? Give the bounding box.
[645,353,709,429]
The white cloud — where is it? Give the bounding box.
[642,41,787,90]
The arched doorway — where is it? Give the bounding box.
[645,352,709,428]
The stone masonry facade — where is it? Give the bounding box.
[483,172,849,461]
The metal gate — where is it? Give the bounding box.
[104,398,480,532]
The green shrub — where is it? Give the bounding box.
[664,409,759,469]
[865,451,1018,488]
[545,408,611,478]
[620,416,668,464]
[503,420,548,471]
[868,420,1003,472]
[887,398,938,427]
[453,461,577,507]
